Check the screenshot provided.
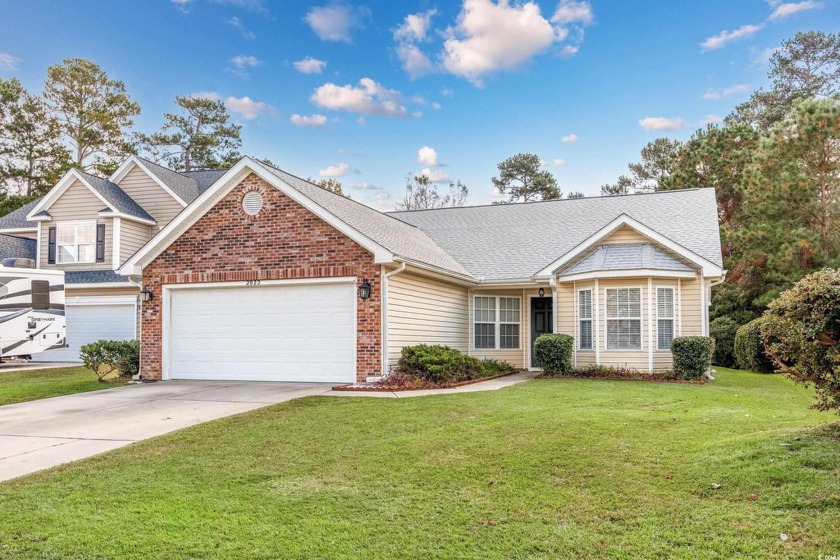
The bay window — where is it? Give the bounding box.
[605,287,642,350]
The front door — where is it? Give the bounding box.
[530,297,553,367]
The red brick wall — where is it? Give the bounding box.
[140,173,381,382]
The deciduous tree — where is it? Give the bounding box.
[394,174,469,210]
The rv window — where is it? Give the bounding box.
[31,280,50,310]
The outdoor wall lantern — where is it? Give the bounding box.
[140,284,154,302]
[358,278,372,301]
[538,287,545,298]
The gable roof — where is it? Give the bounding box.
[133,157,201,203]
[0,198,42,231]
[562,243,695,276]
[0,233,36,260]
[78,172,154,222]
[182,169,229,192]
[389,189,722,281]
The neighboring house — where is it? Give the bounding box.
[0,157,225,361]
[117,157,724,383]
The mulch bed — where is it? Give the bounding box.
[332,370,519,392]
[536,374,707,384]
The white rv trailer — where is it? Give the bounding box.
[0,258,66,359]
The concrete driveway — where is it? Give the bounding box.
[0,381,333,482]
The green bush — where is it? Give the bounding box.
[398,344,483,383]
[481,358,516,377]
[80,339,140,382]
[533,334,574,376]
[671,336,715,380]
[734,317,775,373]
[709,316,740,367]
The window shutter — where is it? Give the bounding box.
[47,227,56,264]
[95,223,106,263]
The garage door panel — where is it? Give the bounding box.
[168,282,355,382]
[38,303,136,362]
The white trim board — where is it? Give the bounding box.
[27,170,118,220]
[535,214,723,279]
[119,157,395,275]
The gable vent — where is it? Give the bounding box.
[242,192,263,216]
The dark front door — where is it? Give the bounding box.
[530,297,553,367]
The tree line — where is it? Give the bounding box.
[0,58,244,207]
[599,31,839,335]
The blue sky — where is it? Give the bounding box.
[1,0,837,209]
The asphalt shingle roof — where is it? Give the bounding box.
[563,243,695,276]
[260,163,472,276]
[136,157,203,202]
[65,270,132,284]
[183,169,229,193]
[389,189,722,281]
[0,234,36,261]
[80,172,154,222]
[0,198,42,230]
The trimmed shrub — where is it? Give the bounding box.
[481,358,516,377]
[80,339,140,382]
[709,316,740,367]
[671,336,715,380]
[398,344,483,383]
[533,334,574,376]
[734,317,775,373]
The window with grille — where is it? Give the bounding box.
[578,289,593,350]
[474,296,520,349]
[657,287,675,350]
[57,222,96,264]
[605,287,642,349]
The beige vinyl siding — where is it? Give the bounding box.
[116,166,183,227]
[386,271,469,369]
[39,180,112,270]
[119,219,153,267]
[679,277,703,336]
[469,288,525,368]
[602,225,649,244]
[562,281,597,368]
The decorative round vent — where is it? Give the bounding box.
[242,191,264,215]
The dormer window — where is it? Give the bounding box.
[57,222,97,264]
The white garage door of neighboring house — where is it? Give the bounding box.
[166,279,356,383]
[37,297,137,362]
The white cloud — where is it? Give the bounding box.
[319,162,351,177]
[441,87,454,97]
[190,91,221,101]
[442,0,559,85]
[228,16,255,39]
[171,0,193,12]
[311,77,409,117]
[225,96,272,119]
[432,102,442,110]
[293,57,327,74]
[356,116,367,125]
[395,9,437,42]
[702,83,750,100]
[421,168,451,183]
[749,46,779,65]
[305,2,369,43]
[290,113,327,127]
[230,55,261,69]
[417,146,439,166]
[701,24,764,51]
[702,114,724,125]
[394,10,438,79]
[768,1,823,20]
[552,158,567,167]
[559,45,579,57]
[638,117,687,131]
[561,133,578,143]
[551,0,594,25]
[490,186,504,198]
[0,53,20,71]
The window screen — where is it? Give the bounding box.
[578,289,593,350]
[31,280,50,310]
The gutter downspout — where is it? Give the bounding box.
[127,274,144,381]
[379,262,406,378]
[704,271,728,380]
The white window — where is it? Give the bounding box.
[473,296,521,350]
[605,287,642,350]
[657,287,675,350]
[57,222,97,264]
[578,289,593,350]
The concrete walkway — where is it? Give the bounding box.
[0,371,535,482]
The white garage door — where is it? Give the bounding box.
[166,281,356,383]
[37,299,137,362]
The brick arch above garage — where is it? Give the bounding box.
[140,173,381,382]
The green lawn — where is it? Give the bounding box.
[0,366,125,406]
[0,369,838,559]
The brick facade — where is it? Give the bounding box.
[140,173,381,382]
